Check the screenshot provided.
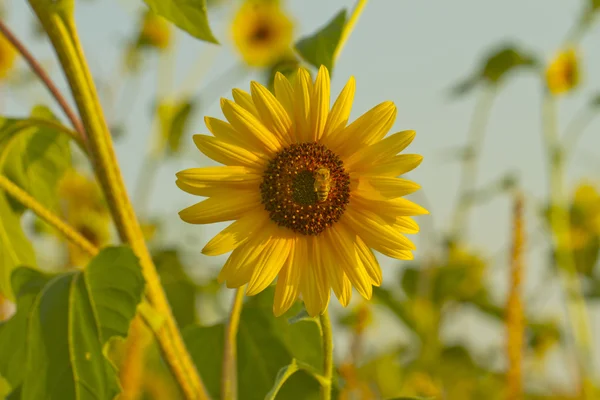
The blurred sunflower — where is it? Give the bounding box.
[137,11,172,51]
[545,48,580,95]
[177,65,427,317]
[0,34,16,79]
[58,170,111,266]
[231,0,293,67]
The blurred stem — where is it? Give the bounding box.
[319,310,334,400]
[221,286,245,400]
[0,174,98,257]
[119,317,151,400]
[334,0,368,62]
[27,3,209,399]
[0,20,86,140]
[562,107,597,158]
[450,87,496,240]
[541,93,594,398]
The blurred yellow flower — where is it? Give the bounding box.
[0,34,16,79]
[58,170,111,266]
[138,11,172,51]
[177,65,427,316]
[231,0,293,67]
[545,48,580,95]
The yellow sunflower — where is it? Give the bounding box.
[176,66,427,317]
[231,0,293,67]
[545,48,580,95]
[138,11,171,51]
[0,34,16,79]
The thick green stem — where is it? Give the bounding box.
[542,94,594,398]
[450,87,495,239]
[221,287,245,400]
[319,311,334,400]
[26,2,209,399]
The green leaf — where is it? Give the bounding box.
[0,106,72,213]
[0,193,36,300]
[143,0,218,44]
[184,288,322,399]
[265,359,325,400]
[295,9,347,73]
[157,98,197,155]
[154,249,198,329]
[0,247,144,400]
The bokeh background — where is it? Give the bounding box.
[2,0,600,398]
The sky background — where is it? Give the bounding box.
[4,0,600,388]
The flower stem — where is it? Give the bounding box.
[26,3,209,399]
[542,93,594,399]
[221,286,245,400]
[0,174,98,257]
[450,86,495,240]
[319,310,334,400]
[0,20,85,139]
[335,0,369,62]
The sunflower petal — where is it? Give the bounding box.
[367,154,424,176]
[364,176,421,198]
[274,72,295,120]
[345,130,416,171]
[311,65,330,140]
[355,236,382,286]
[232,89,259,118]
[250,81,293,145]
[221,99,282,153]
[204,116,262,152]
[322,76,355,143]
[300,237,330,317]
[293,68,313,143]
[321,239,352,307]
[193,135,266,169]
[218,233,270,287]
[179,192,261,224]
[202,212,268,256]
[273,243,300,316]
[246,229,293,296]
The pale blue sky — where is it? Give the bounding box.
[4,0,600,385]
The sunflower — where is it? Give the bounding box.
[137,11,171,51]
[231,0,293,67]
[545,48,580,95]
[0,34,16,79]
[176,66,427,317]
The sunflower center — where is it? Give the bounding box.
[260,142,351,236]
[250,23,272,43]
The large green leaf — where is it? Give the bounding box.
[0,193,36,300]
[154,249,198,329]
[143,0,218,44]
[0,247,144,399]
[295,9,347,73]
[184,288,322,399]
[0,105,72,213]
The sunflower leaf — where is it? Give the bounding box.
[0,193,36,300]
[295,9,347,73]
[0,247,145,399]
[143,0,219,44]
[157,98,197,156]
[264,359,326,400]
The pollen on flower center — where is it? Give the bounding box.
[260,142,351,236]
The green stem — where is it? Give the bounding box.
[450,86,495,240]
[334,0,369,62]
[26,3,209,399]
[221,286,245,400]
[319,310,334,400]
[542,93,594,398]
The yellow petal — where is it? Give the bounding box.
[204,116,262,152]
[202,212,269,256]
[322,76,355,143]
[218,227,273,287]
[311,65,330,141]
[352,194,429,218]
[193,135,267,169]
[273,72,295,120]
[221,99,282,154]
[345,130,416,171]
[293,68,313,143]
[320,241,352,307]
[325,225,372,299]
[335,101,397,158]
[366,154,424,176]
[364,176,421,199]
[179,192,261,224]
[273,237,301,316]
[232,89,259,118]
[246,228,293,296]
[355,236,382,286]
[250,81,293,146]
[300,236,330,317]
[176,166,260,190]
